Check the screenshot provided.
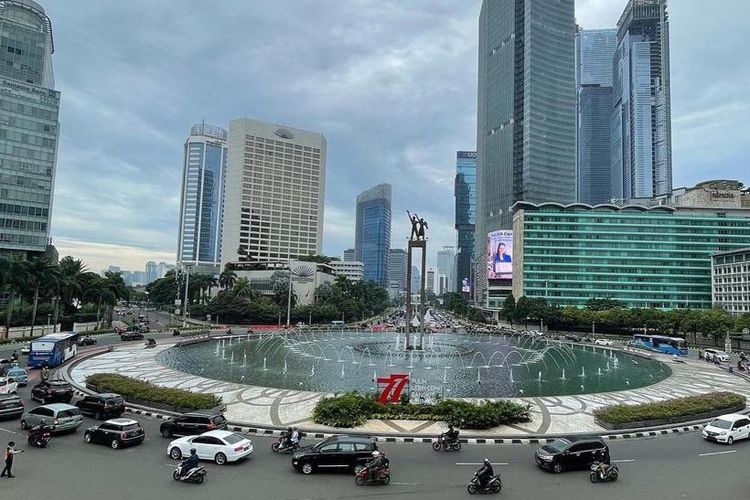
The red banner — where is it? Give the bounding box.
[376,373,410,404]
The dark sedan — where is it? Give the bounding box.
[120,331,144,341]
[84,418,145,449]
[75,393,125,420]
[0,394,24,419]
[77,336,98,346]
[292,435,378,475]
[535,436,609,473]
[31,380,74,404]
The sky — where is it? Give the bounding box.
[43,0,750,272]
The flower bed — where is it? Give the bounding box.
[312,392,531,429]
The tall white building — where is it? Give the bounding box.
[436,246,456,294]
[222,118,326,264]
[328,260,364,282]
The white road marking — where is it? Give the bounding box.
[456,462,509,466]
[612,459,636,463]
[0,427,17,434]
[699,450,736,457]
[390,482,422,485]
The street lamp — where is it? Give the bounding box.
[182,265,192,328]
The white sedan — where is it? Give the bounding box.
[167,430,254,465]
[594,339,614,346]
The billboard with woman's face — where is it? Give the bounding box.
[487,230,513,280]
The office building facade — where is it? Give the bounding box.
[222,118,326,264]
[576,28,617,204]
[455,151,476,293]
[355,183,391,286]
[713,248,750,315]
[388,248,407,290]
[612,0,672,200]
[343,248,355,262]
[328,260,364,282]
[437,246,456,295]
[0,0,59,258]
[426,269,435,295]
[177,123,227,272]
[512,202,750,309]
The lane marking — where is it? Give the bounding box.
[390,482,422,485]
[456,462,509,466]
[699,450,736,457]
[612,459,636,463]
[0,427,17,434]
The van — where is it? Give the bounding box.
[331,320,345,326]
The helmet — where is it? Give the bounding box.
[484,458,490,465]
[190,448,197,454]
[372,451,380,457]
[287,427,293,432]
[448,424,454,429]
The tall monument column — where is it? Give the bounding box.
[405,211,428,349]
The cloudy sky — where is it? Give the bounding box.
[44,0,750,272]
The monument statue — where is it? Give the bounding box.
[407,211,428,241]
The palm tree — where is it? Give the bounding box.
[218,270,237,290]
[2,255,28,330]
[56,257,89,327]
[84,272,128,328]
[26,258,59,337]
[231,277,255,299]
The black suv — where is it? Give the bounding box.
[120,331,144,341]
[0,394,24,419]
[84,418,145,449]
[31,380,74,404]
[292,435,378,475]
[535,436,609,473]
[564,333,580,342]
[77,336,97,346]
[159,411,227,438]
[75,393,126,420]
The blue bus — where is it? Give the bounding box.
[632,334,688,356]
[27,332,80,368]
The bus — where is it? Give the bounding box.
[631,334,688,356]
[27,332,80,368]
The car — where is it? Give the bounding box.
[0,377,18,395]
[120,331,144,341]
[565,333,581,342]
[31,379,74,404]
[75,393,126,420]
[292,435,379,475]
[21,403,83,433]
[0,394,24,419]
[535,436,609,473]
[138,324,150,333]
[167,430,253,465]
[84,418,145,449]
[703,349,730,362]
[702,414,750,444]
[77,335,97,346]
[594,338,614,346]
[21,343,31,355]
[5,366,28,386]
[159,411,228,438]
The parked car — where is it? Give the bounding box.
[564,334,581,342]
[21,343,31,355]
[21,403,83,433]
[292,435,379,475]
[159,411,228,438]
[84,418,145,449]
[138,324,150,333]
[120,331,144,341]
[167,430,253,464]
[535,436,609,473]
[0,394,24,419]
[594,338,614,346]
[77,335,97,346]
[702,414,750,444]
[75,393,126,420]
[31,380,74,404]
[704,349,730,362]
[0,377,18,395]
[5,366,28,386]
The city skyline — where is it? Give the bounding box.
[29,0,750,271]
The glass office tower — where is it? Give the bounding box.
[455,151,476,293]
[0,0,59,258]
[612,0,672,200]
[355,184,391,286]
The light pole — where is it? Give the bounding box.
[286,260,293,327]
[182,265,191,328]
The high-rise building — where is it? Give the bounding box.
[426,269,436,295]
[343,248,356,262]
[612,0,672,200]
[475,0,577,291]
[145,261,157,283]
[177,123,227,272]
[410,265,421,293]
[328,260,364,282]
[437,246,456,295]
[222,118,326,264]
[355,183,391,286]
[455,151,476,293]
[0,0,60,259]
[576,28,617,204]
[387,248,407,290]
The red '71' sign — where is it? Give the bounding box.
[376,373,409,404]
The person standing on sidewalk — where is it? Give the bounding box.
[1,441,23,478]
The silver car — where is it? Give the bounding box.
[21,403,83,433]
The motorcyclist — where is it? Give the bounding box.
[280,427,293,449]
[593,449,611,476]
[363,451,385,480]
[180,448,200,477]
[444,424,459,444]
[475,458,494,489]
[41,365,49,381]
[290,427,300,448]
[30,419,49,442]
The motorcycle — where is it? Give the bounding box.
[271,435,301,453]
[589,462,619,483]
[467,473,502,495]
[355,466,391,486]
[27,429,51,448]
[172,464,207,484]
[432,433,462,451]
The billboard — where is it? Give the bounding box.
[487,230,513,280]
[461,277,471,293]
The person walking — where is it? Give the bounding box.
[1,441,23,478]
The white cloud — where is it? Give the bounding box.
[53,238,174,272]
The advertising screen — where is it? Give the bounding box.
[487,230,513,280]
[461,277,471,293]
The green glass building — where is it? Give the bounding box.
[512,202,750,309]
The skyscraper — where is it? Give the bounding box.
[177,123,227,272]
[387,248,407,290]
[455,151,476,292]
[145,261,157,283]
[577,28,617,205]
[343,248,356,262]
[355,184,391,286]
[222,118,326,264]
[475,0,577,266]
[0,0,60,259]
[410,265,421,293]
[426,269,436,295]
[437,246,456,294]
[612,0,672,200]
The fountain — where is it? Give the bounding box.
[283,360,288,375]
[561,368,566,380]
[580,366,586,378]
[537,371,542,382]
[263,357,267,371]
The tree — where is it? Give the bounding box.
[1,255,27,330]
[145,271,179,306]
[298,254,333,264]
[231,277,256,299]
[585,298,624,311]
[271,271,297,310]
[218,270,237,290]
[501,293,515,325]
[26,258,59,336]
[84,272,128,328]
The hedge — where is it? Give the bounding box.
[312,392,531,429]
[593,392,746,425]
[86,373,222,410]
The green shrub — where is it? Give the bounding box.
[86,373,222,410]
[312,392,531,429]
[593,392,746,424]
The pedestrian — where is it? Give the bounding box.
[10,351,18,362]
[1,441,23,478]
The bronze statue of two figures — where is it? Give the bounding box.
[407,211,428,241]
